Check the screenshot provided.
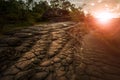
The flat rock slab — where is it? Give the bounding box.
[14,33,33,38]
[0,37,21,46]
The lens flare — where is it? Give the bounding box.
[94,11,114,23]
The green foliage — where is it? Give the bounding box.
[50,0,73,10]
[0,0,49,28]
[69,7,85,22]
[49,0,86,22]
[0,0,86,31]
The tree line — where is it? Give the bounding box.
[0,0,86,28]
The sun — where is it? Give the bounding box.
[94,11,114,23]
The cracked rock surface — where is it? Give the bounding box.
[0,22,120,80]
[0,22,81,80]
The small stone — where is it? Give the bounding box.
[40,60,51,67]
[15,59,32,69]
[39,31,48,34]
[53,57,61,63]
[62,24,68,27]
[37,55,45,59]
[59,55,66,59]
[48,52,57,57]
[34,51,40,56]
[81,47,83,50]
[14,33,33,38]
[22,52,35,60]
[22,43,31,47]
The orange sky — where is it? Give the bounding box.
[70,0,120,17]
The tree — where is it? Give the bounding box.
[50,0,59,8]
[26,0,34,10]
[50,0,73,10]
[32,1,50,21]
[69,6,85,22]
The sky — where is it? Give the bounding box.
[69,0,120,17]
[36,0,120,17]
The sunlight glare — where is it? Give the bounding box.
[94,11,114,23]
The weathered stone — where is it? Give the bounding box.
[59,55,66,59]
[37,55,45,59]
[15,59,32,69]
[40,60,51,67]
[14,33,33,38]
[22,42,31,47]
[15,69,35,80]
[53,57,61,63]
[22,52,35,60]
[62,23,68,27]
[31,72,48,80]
[0,37,21,46]
[0,22,82,80]
[3,66,20,75]
[48,52,57,58]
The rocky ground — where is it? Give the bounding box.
[0,22,84,80]
[0,22,120,80]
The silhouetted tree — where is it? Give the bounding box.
[0,0,86,31]
[32,1,50,21]
[50,0,73,10]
